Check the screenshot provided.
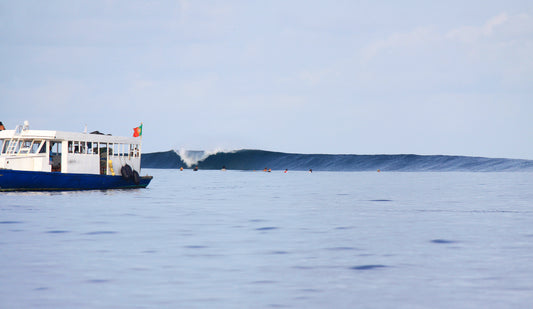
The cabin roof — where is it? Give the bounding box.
[0,129,140,144]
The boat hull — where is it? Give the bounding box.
[0,169,152,191]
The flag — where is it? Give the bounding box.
[133,123,143,137]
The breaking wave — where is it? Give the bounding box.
[141,149,533,172]
[176,149,231,167]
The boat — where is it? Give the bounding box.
[0,121,152,191]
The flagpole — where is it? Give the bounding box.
[139,122,143,165]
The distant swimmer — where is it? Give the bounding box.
[284,169,288,173]
[180,167,184,171]
[309,169,312,173]
[222,165,227,171]
[193,166,198,171]
[268,168,271,172]
[263,167,268,172]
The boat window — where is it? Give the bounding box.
[14,140,22,153]
[13,140,31,154]
[68,141,73,153]
[29,140,38,153]
[38,140,47,153]
[50,142,62,155]
[8,142,15,153]
[2,140,18,153]
[23,140,32,151]
[80,141,86,154]
[126,144,139,157]
[0,140,8,154]
[28,140,46,154]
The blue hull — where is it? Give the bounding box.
[0,169,152,191]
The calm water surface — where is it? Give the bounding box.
[1,170,533,308]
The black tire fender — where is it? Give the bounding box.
[132,170,140,185]
[121,164,133,181]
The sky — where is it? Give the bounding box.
[1,0,532,159]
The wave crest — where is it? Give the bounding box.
[141,149,533,171]
[175,148,234,167]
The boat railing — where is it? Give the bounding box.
[4,125,25,155]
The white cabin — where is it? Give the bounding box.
[0,124,142,176]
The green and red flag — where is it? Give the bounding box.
[133,123,143,137]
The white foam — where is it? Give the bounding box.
[175,148,234,167]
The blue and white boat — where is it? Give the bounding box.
[0,121,152,191]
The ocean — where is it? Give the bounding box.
[1,169,533,308]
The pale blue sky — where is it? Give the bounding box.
[1,1,532,158]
